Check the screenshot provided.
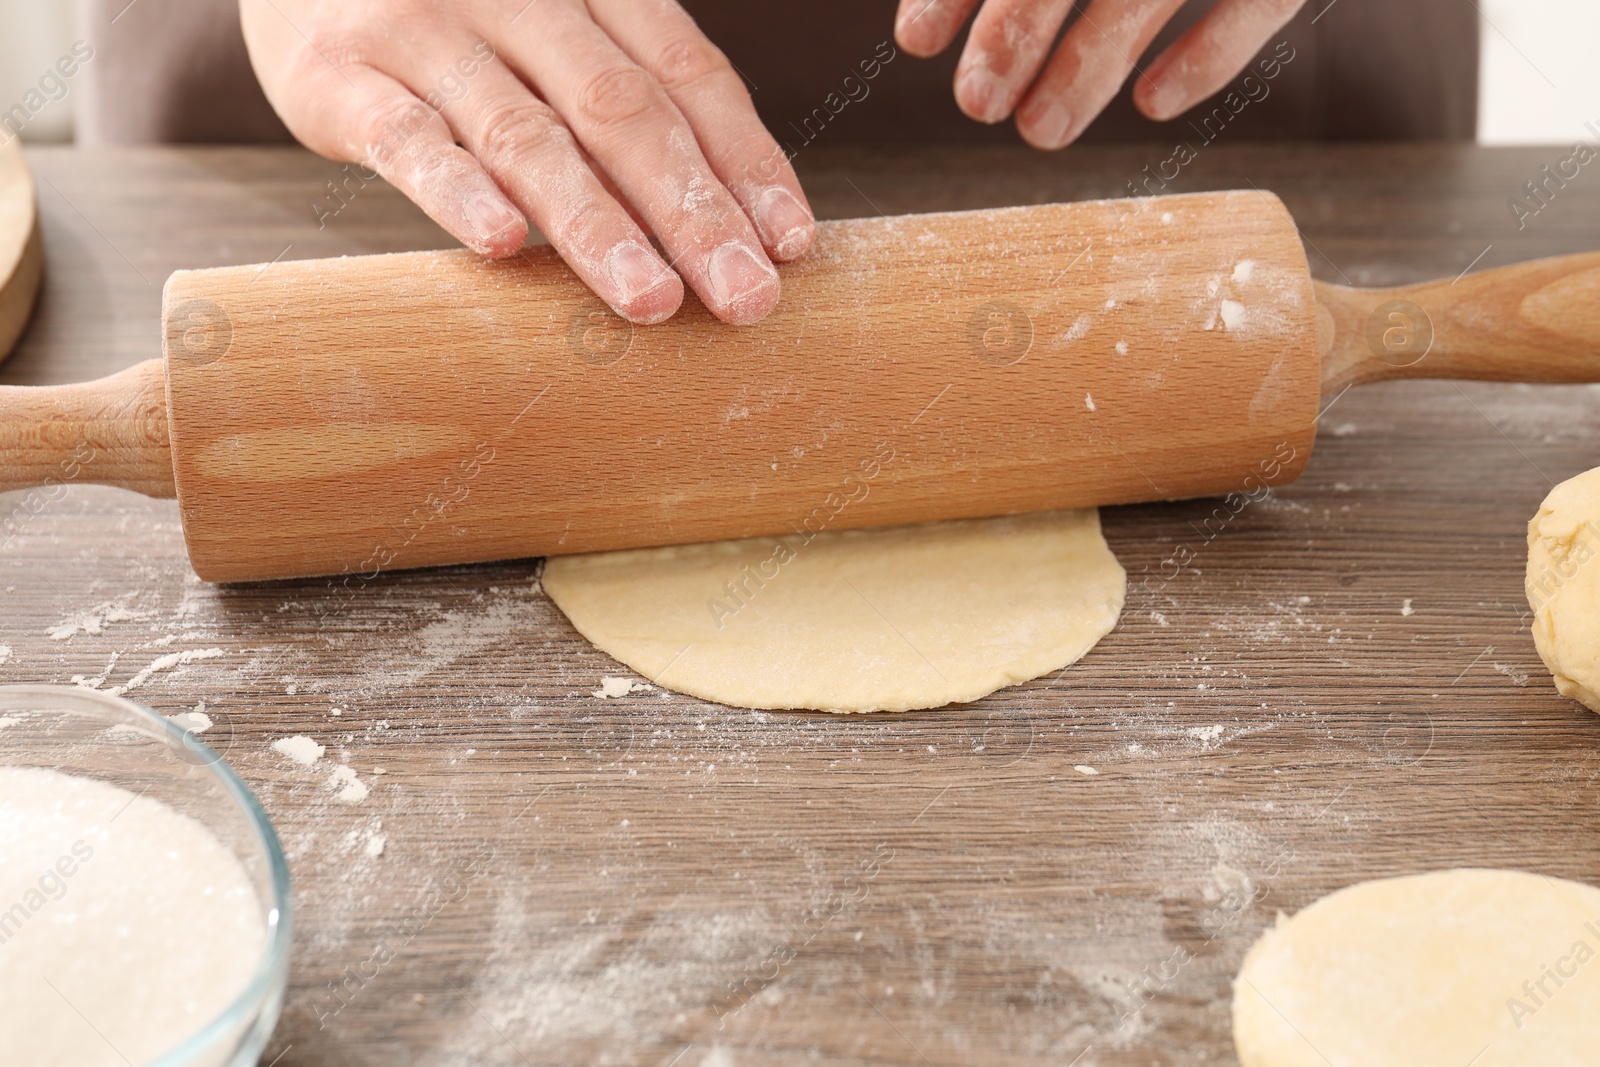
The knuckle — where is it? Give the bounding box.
[574,64,662,128]
[476,101,573,162]
[725,126,777,161]
[361,95,438,156]
[290,17,374,79]
[296,23,351,64]
[410,149,475,200]
[653,35,733,93]
[723,129,785,182]
[664,189,745,240]
[967,19,1016,61]
[546,196,617,247]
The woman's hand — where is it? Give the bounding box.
[894,0,1306,149]
[240,0,815,325]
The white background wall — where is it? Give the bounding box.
[0,0,74,141]
[1479,0,1600,143]
[0,0,1596,144]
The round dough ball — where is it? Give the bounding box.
[1527,467,1600,712]
[1234,869,1600,1067]
[542,509,1125,713]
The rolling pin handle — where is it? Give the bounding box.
[1317,250,1600,396]
[0,358,176,499]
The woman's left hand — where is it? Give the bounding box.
[894,0,1307,149]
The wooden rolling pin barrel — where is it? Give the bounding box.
[2,189,1598,583]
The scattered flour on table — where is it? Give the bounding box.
[272,735,325,766]
[461,890,783,1054]
[166,707,213,734]
[593,676,653,699]
[1084,393,1096,411]
[1074,765,1099,776]
[1233,259,1255,283]
[1209,860,1255,904]
[339,818,387,860]
[1400,598,1414,617]
[1254,495,1311,515]
[108,648,225,696]
[0,644,10,666]
[1493,660,1530,687]
[1219,300,1246,331]
[71,652,120,690]
[329,765,370,803]
[356,592,550,690]
[46,598,153,641]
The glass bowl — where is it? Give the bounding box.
[0,684,292,1067]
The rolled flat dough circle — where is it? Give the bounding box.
[0,135,42,366]
[1234,868,1600,1067]
[542,509,1125,713]
[1527,466,1600,713]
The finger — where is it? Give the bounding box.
[895,0,984,57]
[421,56,684,324]
[1014,0,1187,149]
[501,2,780,325]
[952,0,1077,124]
[262,54,528,257]
[578,140,653,235]
[1133,0,1303,121]
[589,0,816,261]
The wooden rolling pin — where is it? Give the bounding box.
[3,189,1598,582]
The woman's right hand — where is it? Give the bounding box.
[240,0,816,326]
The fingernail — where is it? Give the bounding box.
[896,1,937,44]
[956,66,1009,124]
[756,186,815,260]
[708,241,780,323]
[1023,99,1073,149]
[606,241,678,319]
[464,191,522,248]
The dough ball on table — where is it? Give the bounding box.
[1233,869,1600,1067]
[1527,467,1600,712]
[542,509,1125,713]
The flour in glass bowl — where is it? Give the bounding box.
[0,766,266,1066]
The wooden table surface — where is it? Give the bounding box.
[5,143,1600,1066]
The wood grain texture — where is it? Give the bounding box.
[8,178,1599,583]
[0,358,173,496]
[0,137,41,365]
[2,144,1600,1067]
[159,191,1315,581]
[1317,251,1600,395]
